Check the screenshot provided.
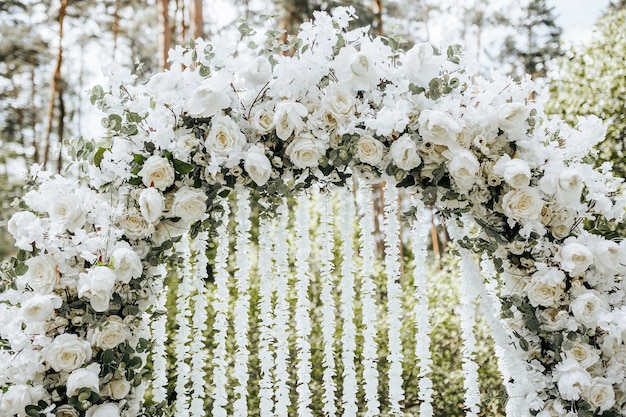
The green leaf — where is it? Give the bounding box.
[93,147,109,168]
[15,262,28,276]
[172,158,195,175]
[128,176,143,186]
[133,154,147,165]
[102,349,115,364]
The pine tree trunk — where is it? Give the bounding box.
[42,0,67,171]
[373,0,384,35]
[277,0,309,52]
[189,0,203,39]
[158,0,171,70]
[30,63,39,166]
[56,86,65,174]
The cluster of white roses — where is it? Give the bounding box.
[1,6,625,417]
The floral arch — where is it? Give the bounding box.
[1,8,626,417]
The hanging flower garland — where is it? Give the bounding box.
[150,265,169,405]
[356,180,381,417]
[211,199,231,417]
[233,187,252,417]
[294,192,314,417]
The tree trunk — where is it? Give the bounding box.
[112,0,120,61]
[30,63,39,166]
[56,86,65,174]
[42,0,67,171]
[373,0,383,35]
[189,0,203,39]
[157,0,171,70]
[277,0,309,53]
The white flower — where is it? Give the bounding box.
[592,239,624,275]
[526,268,566,308]
[322,83,355,123]
[244,145,272,186]
[540,308,572,332]
[570,292,608,329]
[403,42,442,88]
[285,133,326,169]
[85,403,121,417]
[118,209,155,240]
[138,156,175,190]
[108,378,131,400]
[565,342,600,369]
[186,74,231,117]
[333,45,380,91]
[502,188,544,222]
[0,384,43,417]
[496,102,528,131]
[138,188,164,223]
[48,194,86,232]
[553,358,592,401]
[274,101,308,140]
[448,149,480,192]
[559,242,593,276]
[246,56,272,85]
[110,247,142,284]
[66,363,101,397]
[205,115,246,157]
[91,316,130,350]
[357,135,385,166]
[251,106,275,135]
[8,211,43,250]
[172,186,207,222]
[78,266,117,313]
[502,159,531,189]
[43,333,92,372]
[556,169,584,205]
[390,134,421,170]
[583,378,615,412]
[24,255,59,294]
[54,405,80,417]
[418,109,462,150]
[20,294,62,322]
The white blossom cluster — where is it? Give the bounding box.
[1,6,625,417]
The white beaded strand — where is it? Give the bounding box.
[174,233,193,417]
[383,180,405,416]
[211,200,231,417]
[150,265,169,404]
[294,192,313,417]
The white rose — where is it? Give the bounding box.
[448,149,480,192]
[285,133,326,169]
[583,378,615,412]
[138,188,164,223]
[43,333,92,372]
[66,363,100,397]
[206,115,246,157]
[91,316,129,350]
[357,135,385,166]
[138,156,175,190]
[418,109,462,150]
[85,403,121,417]
[273,101,308,140]
[24,255,59,294]
[244,145,272,186]
[549,209,576,239]
[559,242,593,276]
[593,239,624,275]
[54,405,80,417]
[497,102,528,131]
[1,385,43,417]
[251,106,275,135]
[21,294,62,322]
[553,358,592,401]
[172,187,207,222]
[570,292,608,329]
[110,247,142,284]
[403,42,442,88]
[118,209,154,240]
[526,268,566,307]
[502,188,544,222]
[502,159,531,188]
[322,84,355,123]
[390,134,421,170]
[8,211,43,250]
[566,342,600,369]
[557,169,584,204]
[48,194,86,232]
[78,266,116,313]
[246,56,272,85]
[186,75,231,117]
[540,308,571,332]
[108,379,131,400]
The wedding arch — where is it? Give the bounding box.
[1,8,625,417]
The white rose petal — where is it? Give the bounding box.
[502,159,531,189]
[553,358,591,401]
[418,109,462,150]
[557,169,584,205]
[186,75,231,117]
[21,294,62,322]
[91,316,130,350]
[205,115,246,157]
[559,242,593,276]
[8,211,44,250]
[118,209,155,240]
[357,135,385,166]
[566,342,600,369]
[24,255,59,294]
[172,186,207,222]
[390,134,421,171]
[138,156,175,190]
[0,385,43,417]
[85,403,121,417]
[502,188,544,222]
[78,266,116,313]
[43,333,92,372]
[526,268,566,308]
[497,102,528,131]
[48,195,86,232]
[403,42,442,88]
[274,101,308,140]
[583,378,615,412]
[448,149,480,192]
[322,83,356,123]
[570,292,608,329]
[593,239,624,275]
[138,188,165,223]
[108,379,131,400]
[54,405,80,417]
[244,145,272,186]
[285,133,326,169]
[66,363,101,397]
[110,247,143,284]
[247,56,272,85]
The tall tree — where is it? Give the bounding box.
[158,0,171,69]
[189,0,203,39]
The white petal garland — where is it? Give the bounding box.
[447,220,481,417]
[319,190,337,417]
[150,266,169,404]
[190,231,210,417]
[410,197,434,417]
[294,192,313,417]
[211,199,231,417]
[382,180,405,415]
[273,200,292,416]
[174,233,193,417]
[257,215,276,417]
[233,187,252,417]
[356,180,381,417]
[339,182,358,417]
